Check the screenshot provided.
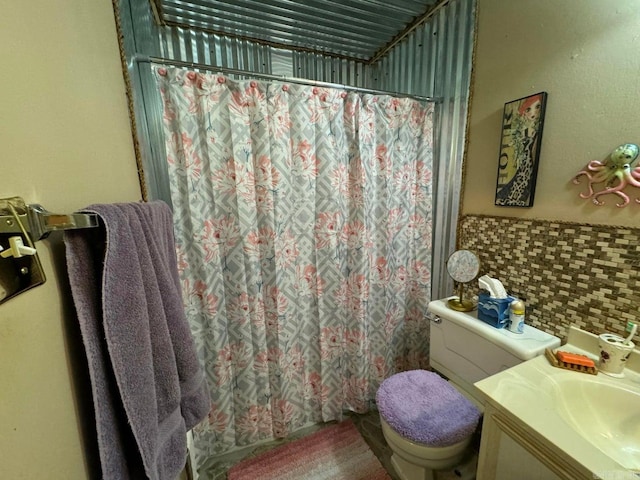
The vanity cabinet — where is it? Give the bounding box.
[474,329,639,479]
[477,402,589,480]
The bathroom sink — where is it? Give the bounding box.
[476,327,640,477]
[552,377,640,470]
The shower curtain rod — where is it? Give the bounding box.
[133,55,438,103]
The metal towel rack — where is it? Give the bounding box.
[0,196,99,305]
[0,197,98,241]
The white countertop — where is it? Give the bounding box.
[475,327,640,478]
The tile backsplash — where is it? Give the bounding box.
[458,214,640,341]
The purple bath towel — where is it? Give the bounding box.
[64,201,210,480]
[376,370,480,447]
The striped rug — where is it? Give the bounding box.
[228,419,392,480]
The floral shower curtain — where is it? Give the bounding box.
[154,66,434,466]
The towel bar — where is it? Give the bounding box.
[0,196,99,305]
[0,197,98,241]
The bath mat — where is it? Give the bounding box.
[227,419,391,480]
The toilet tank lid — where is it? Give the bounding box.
[427,298,561,361]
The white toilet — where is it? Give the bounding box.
[376,297,561,480]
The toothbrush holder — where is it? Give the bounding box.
[598,333,635,377]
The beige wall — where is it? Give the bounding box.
[3,0,638,477]
[464,0,640,226]
[0,1,140,478]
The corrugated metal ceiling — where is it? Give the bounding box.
[152,0,443,61]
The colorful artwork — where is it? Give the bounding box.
[495,92,547,207]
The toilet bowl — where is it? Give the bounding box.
[381,417,472,479]
[375,297,562,480]
[376,370,480,480]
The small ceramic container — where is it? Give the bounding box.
[598,333,635,377]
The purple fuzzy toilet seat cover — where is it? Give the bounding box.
[376,370,481,447]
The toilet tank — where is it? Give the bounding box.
[426,298,560,404]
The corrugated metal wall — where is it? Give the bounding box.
[118,0,166,201]
[120,0,161,56]
[292,51,373,88]
[119,0,475,298]
[372,0,476,298]
[432,0,476,300]
[159,27,275,75]
[156,0,436,60]
[156,25,375,88]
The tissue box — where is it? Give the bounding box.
[477,293,515,328]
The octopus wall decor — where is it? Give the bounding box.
[573,143,640,207]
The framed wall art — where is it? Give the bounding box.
[494,92,547,207]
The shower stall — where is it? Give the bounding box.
[114,0,476,475]
[117,0,475,301]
